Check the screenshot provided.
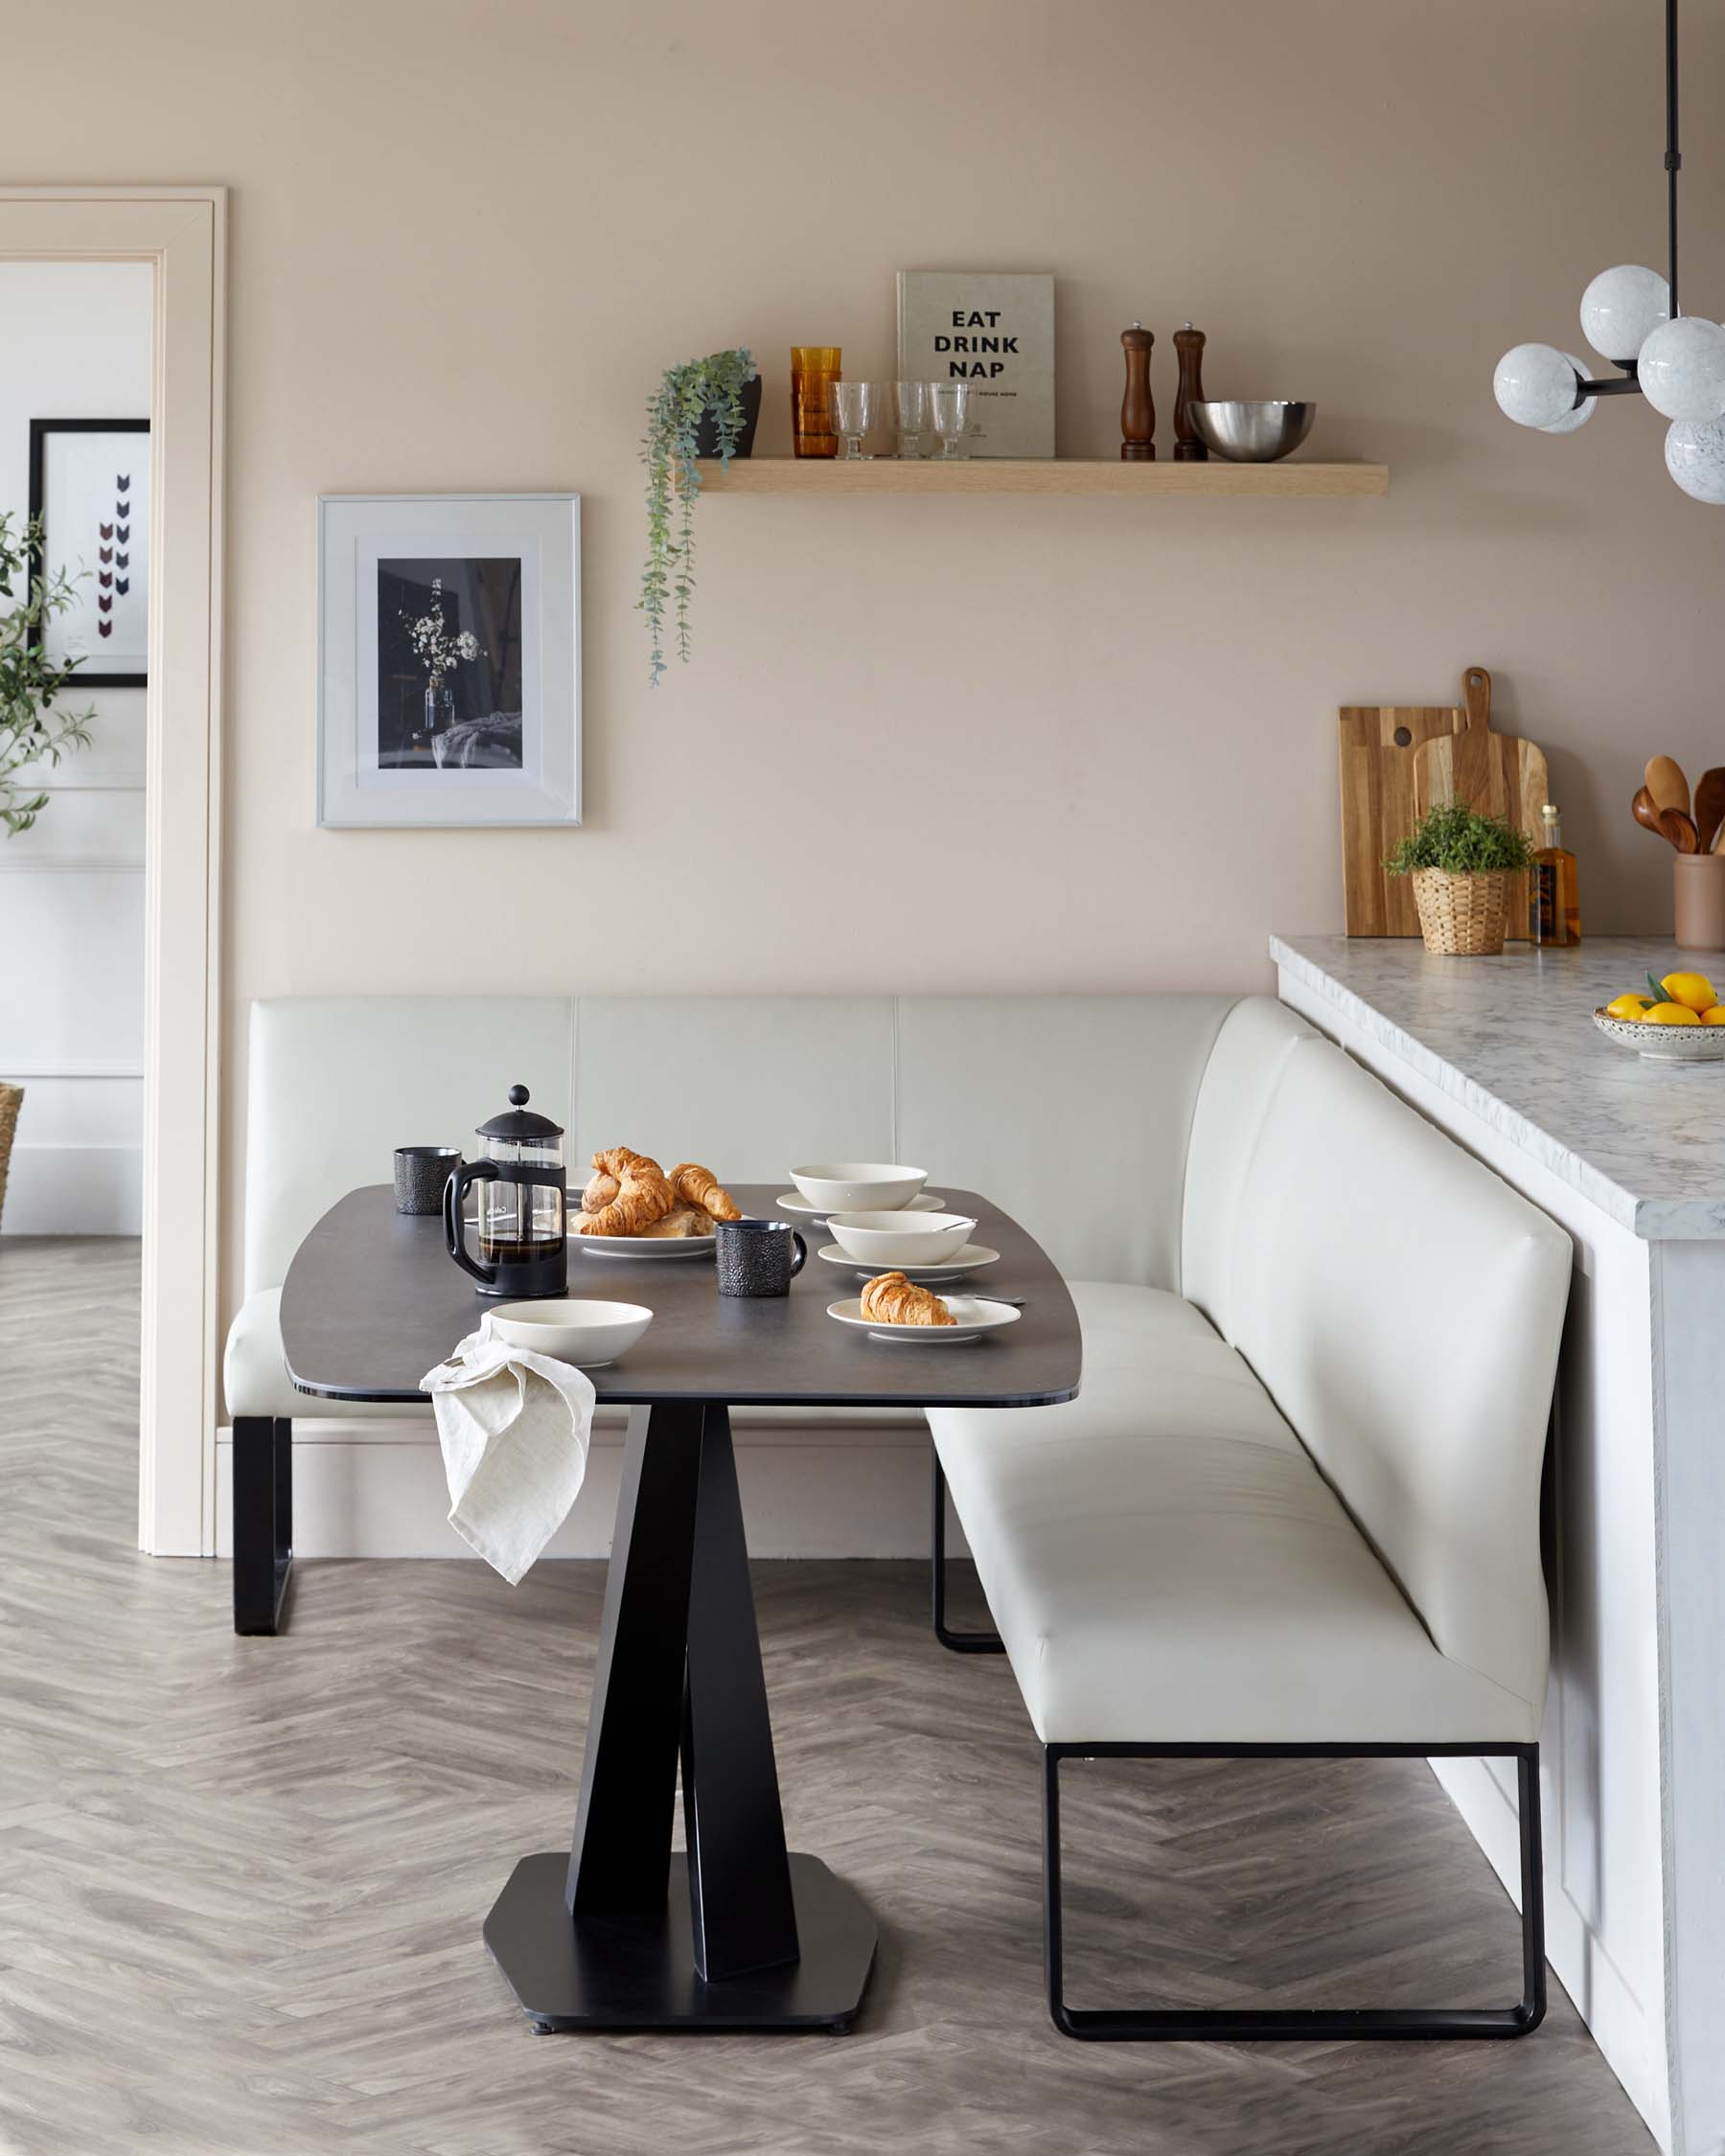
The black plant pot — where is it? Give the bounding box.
[695,375,762,459]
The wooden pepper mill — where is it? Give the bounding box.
[1173,322,1208,461]
[1120,323,1155,461]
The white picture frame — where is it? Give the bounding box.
[317,493,582,828]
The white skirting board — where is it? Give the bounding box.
[214,1419,969,1561]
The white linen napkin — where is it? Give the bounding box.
[420,1314,597,1584]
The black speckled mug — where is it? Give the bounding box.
[395,1146,461,1216]
[714,1217,808,1297]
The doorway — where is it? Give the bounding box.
[0,187,226,1556]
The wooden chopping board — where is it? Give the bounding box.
[1338,700,1465,937]
[1414,667,1549,942]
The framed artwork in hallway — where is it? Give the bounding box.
[28,417,150,686]
[317,493,582,827]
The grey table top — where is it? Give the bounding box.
[280,1184,1082,1410]
[1273,933,1725,1240]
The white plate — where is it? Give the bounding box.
[776,1190,946,1223]
[572,1229,715,1259]
[817,1242,1000,1282]
[827,1295,1021,1344]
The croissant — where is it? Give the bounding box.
[582,1171,620,1215]
[632,1204,713,1239]
[581,1146,674,1236]
[668,1162,742,1222]
[860,1273,954,1327]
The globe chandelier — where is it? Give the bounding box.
[1494,0,1725,501]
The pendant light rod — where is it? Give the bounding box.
[1574,0,1681,399]
[1667,0,1681,316]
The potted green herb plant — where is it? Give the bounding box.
[640,347,758,685]
[1,510,94,836]
[1386,801,1535,955]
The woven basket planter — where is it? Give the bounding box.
[0,1085,20,1228]
[1411,868,1507,956]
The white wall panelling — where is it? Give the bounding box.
[0,873,145,1069]
[0,260,151,1235]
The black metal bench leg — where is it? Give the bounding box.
[234,1415,293,1636]
[931,1449,1004,1654]
[1044,1740,1547,2040]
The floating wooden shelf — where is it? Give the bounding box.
[693,456,1389,497]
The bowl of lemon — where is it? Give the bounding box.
[1594,971,1725,1062]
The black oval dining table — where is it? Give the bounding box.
[279,1182,1082,2035]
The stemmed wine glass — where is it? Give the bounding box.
[829,381,880,461]
[892,380,929,459]
[929,381,972,460]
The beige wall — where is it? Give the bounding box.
[11,0,1725,1314]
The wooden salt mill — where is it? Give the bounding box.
[1173,322,1208,461]
[1120,323,1154,461]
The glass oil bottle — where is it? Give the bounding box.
[1530,802,1580,947]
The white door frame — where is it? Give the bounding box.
[0,186,226,1556]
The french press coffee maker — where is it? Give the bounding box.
[444,1084,568,1298]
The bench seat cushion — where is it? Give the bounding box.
[223,1289,923,1435]
[928,1282,1542,1750]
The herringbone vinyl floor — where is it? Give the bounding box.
[0,1238,1653,2156]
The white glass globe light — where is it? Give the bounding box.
[1666,418,1725,503]
[1638,316,1725,421]
[1539,356,1597,433]
[1494,344,1582,429]
[1579,264,1670,363]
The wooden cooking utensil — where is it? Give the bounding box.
[1634,784,1670,840]
[1645,754,1691,818]
[1633,786,1701,850]
[1414,667,1549,940]
[1692,766,1725,852]
[1338,700,1466,935]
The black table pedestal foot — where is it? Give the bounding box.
[485,1851,877,2032]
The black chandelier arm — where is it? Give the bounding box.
[1576,371,1644,402]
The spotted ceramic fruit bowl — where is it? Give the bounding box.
[1592,1009,1725,1063]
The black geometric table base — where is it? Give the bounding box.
[486,1852,877,2032]
[485,1401,877,2034]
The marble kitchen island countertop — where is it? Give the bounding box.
[1271,934,1725,1240]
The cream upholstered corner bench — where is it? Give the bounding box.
[225,992,1569,2040]
[926,996,1572,2042]
[224,990,1230,1629]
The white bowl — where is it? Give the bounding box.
[826,1210,978,1265]
[789,1162,928,1212]
[1592,1009,1725,1063]
[487,1298,654,1367]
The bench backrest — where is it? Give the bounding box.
[244,993,1236,1298]
[1183,998,1571,1717]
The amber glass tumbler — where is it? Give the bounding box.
[792,346,840,458]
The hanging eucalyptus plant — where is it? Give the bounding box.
[640,347,757,685]
[0,511,94,837]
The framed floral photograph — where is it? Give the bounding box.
[317,493,581,827]
[29,418,151,687]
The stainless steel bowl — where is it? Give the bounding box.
[1188,400,1316,463]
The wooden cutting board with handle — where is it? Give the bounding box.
[1338,699,1465,936]
[1414,667,1549,941]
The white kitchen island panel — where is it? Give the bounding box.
[1273,934,1718,2156]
